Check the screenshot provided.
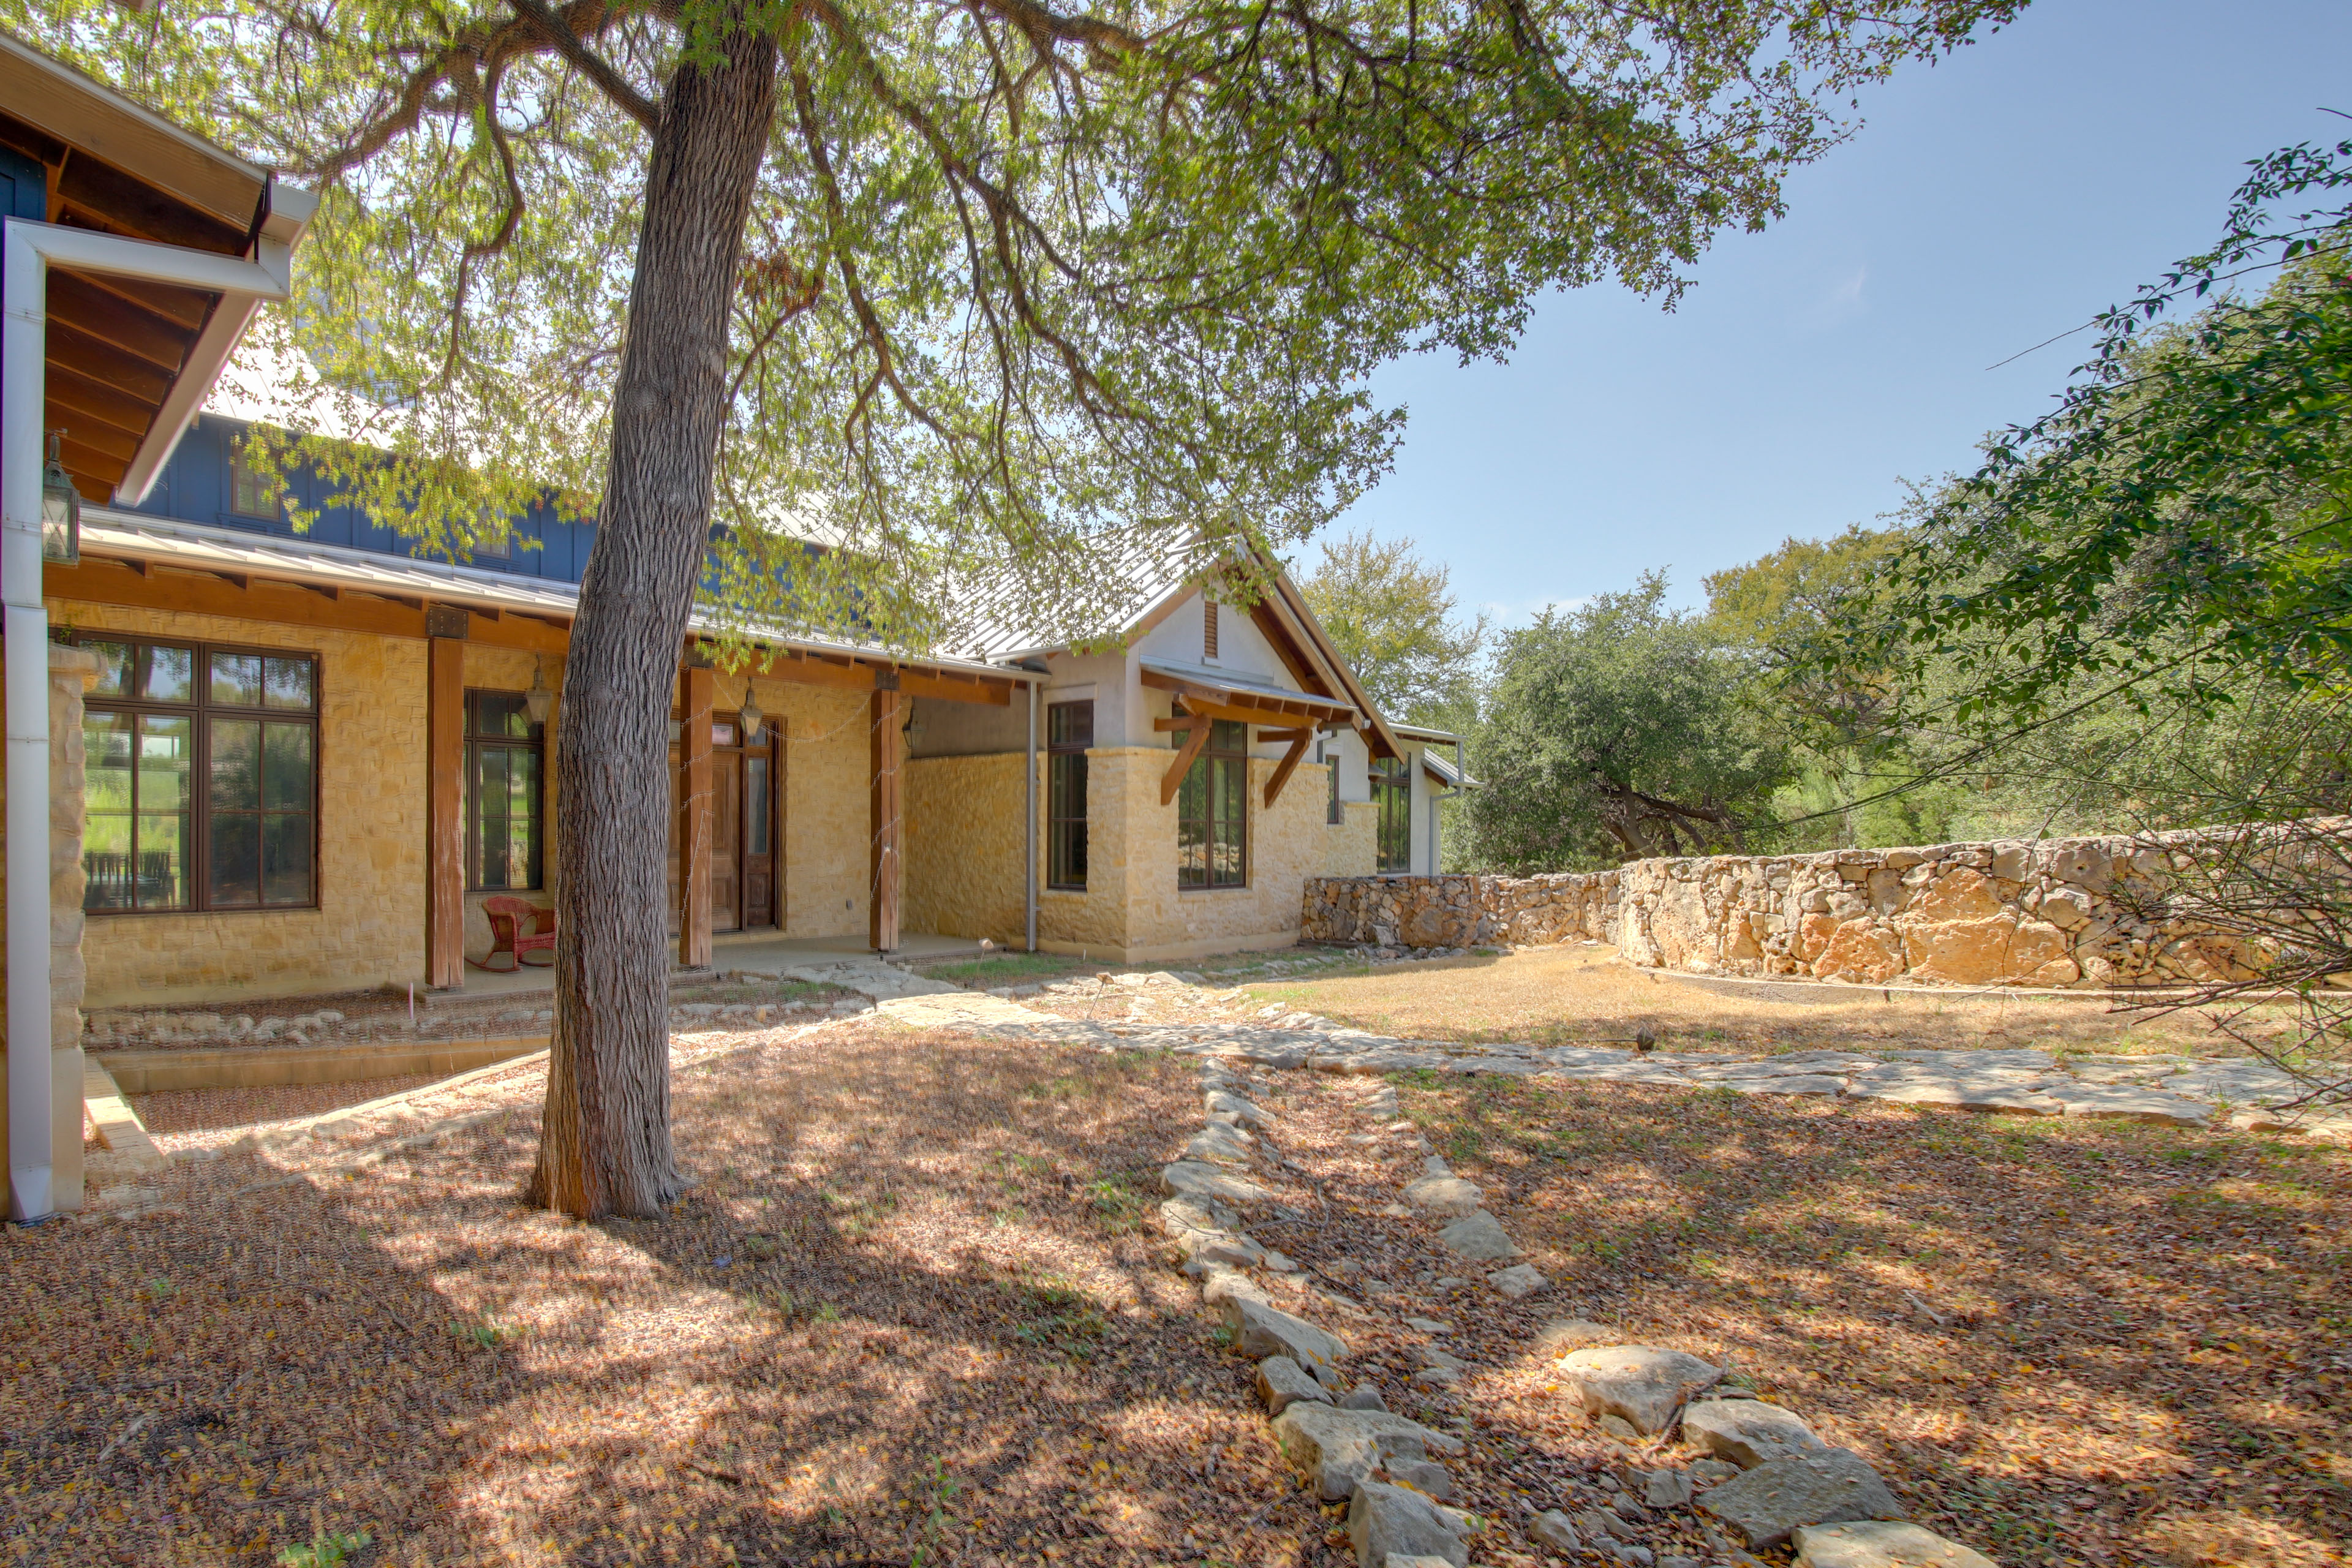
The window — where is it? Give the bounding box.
[228,445,283,520]
[1371,754,1411,873]
[1203,599,1219,660]
[1177,718,1248,889]
[1047,699,1091,889]
[1322,740,1342,825]
[467,690,545,891]
[82,638,318,913]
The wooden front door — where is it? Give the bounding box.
[744,747,776,929]
[710,751,742,934]
[668,715,780,937]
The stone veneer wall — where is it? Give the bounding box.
[1303,829,2266,989]
[904,752,1027,944]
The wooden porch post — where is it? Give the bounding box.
[869,671,902,952]
[679,663,715,969]
[426,630,466,989]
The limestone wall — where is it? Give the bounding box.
[58,601,431,1006]
[1303,829,2268,989]
[904,752,1027,944]
[765,681,872,940]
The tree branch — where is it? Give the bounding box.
[503,0,662,131]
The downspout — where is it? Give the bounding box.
[4,218,291,1221]
[1024,676,1038,952]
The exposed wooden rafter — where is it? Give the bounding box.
[1261,727,1314,809]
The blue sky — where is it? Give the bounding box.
[1331,0,2352,625]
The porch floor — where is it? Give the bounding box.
[440,930,992,1001]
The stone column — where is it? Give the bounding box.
[47,643,100,1211]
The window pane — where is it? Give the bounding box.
[134,812,189,909]
[479,815,514,889]
[507,748,538,816]
[208,812,260,906]
[137,716,192,811]
[478,745,510,809]
[83,809,132,911]
[263,657,315,711]
[209,652,263,706]
[140,645,193,703]
[85,710,132,811]
[85,641,132,698]
[1049,701,1093,750]
[747,758,770,855]
[209,718,261,810]
[1212,720,1246,753]
[262,723,314,810]
[262,813,312,905]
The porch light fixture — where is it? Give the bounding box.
[737,693,763,744]
[40,431,79,565]
[524,656,554,726]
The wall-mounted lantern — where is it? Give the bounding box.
[40,431,79,565]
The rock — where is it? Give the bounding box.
[1610,1548,1654,1567]
[1488,1263,1550,1298]
[1643,1468,1693,1507]
[1411,1366,1460,1389]
[1182,1233,1269,1270]
[1697,1449,1907,1551]
[1159,1193,1241,1238]
[1659,1557,1705,1568]
[1364,1087,1401,1117]
[1223,1296,1346,1373]
[1206,1090,1275,1128]
[1404,1317,1453,1334]
[1535,1319,1617,1356]
[1436,1211,1520,1260]
[2037,1082,2210,1127]
[1263,1250,1299,1273]
[1200,1266,1271,1309]
[1792,1520,1999,1568]
[1689,1459,1742,1486]
[1163,1161,1273,1204]
[1256,1355,1333,1415]
[1384,1558,1457,1568]
[1598,1414,1642,1442]
[1272,1404,1464,1501]
[1681,1398,1827,1468]
[1529,1510,1583,1554]
[1184,1123,1257,1165]
[1350,1481,1469,1568]
[1558,1346,1724,1435]
[1341,1384,1391,1412]
[1387,1457,1457,1500]
[2159,1060,2304,1104]
[1402,1175,1485,1218]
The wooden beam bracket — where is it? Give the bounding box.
[1160,714,1210,807]
[1264,730,1313,809]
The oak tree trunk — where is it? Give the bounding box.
[527,18,778,1219]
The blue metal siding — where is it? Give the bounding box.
[121,413,598,585]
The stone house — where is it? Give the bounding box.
[0,36,1463,1221]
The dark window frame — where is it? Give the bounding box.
[1323,739,1342,825]
[1047,699,1092,891]
[1177,718,1249,890]
[226,441,284,522]
[465,689,547,892]
[78,635,322,915]
[1371,753,1411,874]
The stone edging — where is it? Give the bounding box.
[1153,1055,2009,1568]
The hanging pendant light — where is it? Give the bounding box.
[524,655,554,726]
[737,692,764,744]
[40,430,80,565]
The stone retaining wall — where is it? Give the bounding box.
[1302,829,2272,989]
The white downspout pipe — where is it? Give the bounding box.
[4,218,290,1221]
[1024,677,1038,953]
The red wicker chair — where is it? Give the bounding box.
[472,896,557,970]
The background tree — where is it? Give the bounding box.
[4,0,2024,1216]
[1295,530,1487,730]
[1461,574,1786,869]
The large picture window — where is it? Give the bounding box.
[81,638,319,913]
[1047,699,1091,890]
[1177,718,1248,889]
[1372,754,1411,873]
[467,690,545,891]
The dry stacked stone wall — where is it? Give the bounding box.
[1303,829,2267,989]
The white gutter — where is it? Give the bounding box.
[6,217,292,1221]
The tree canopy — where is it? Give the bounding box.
[1295,529,1486,728]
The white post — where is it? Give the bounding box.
[3,217,290,1220]
[1024,678,1038,953]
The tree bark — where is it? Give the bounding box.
[527,17,778,1219]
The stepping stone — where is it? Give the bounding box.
[1404,1316,1453,1334]
[1885,1048,2055,1071]
[1556,1346,1722,1435]
[1341,1384,1390,1412]
[1184,1123,1257,1165]
[2037,1082,2210,1126]
[1272,1404,1463,1500]
[1180,1232,1267,1270]
[2160,1061,2305,1104]
[1681,1398,1826,1468]
[1697,1449,1905,1551]
[1792,1521,1998,1568]
[1223,1296,1346,1373]
[1403,1175,1485,1218]
[1436,1211,1520,1260]
[1844,1068,2061,1115]
[1529,1510,1583,1553]
[2068,1056,2196,1085]
[1387,1456,1457,1499]
[1714,1075,1848,1097]
[1159,1194,1241,1243]
[1202,1265,1272,1310]
[1162,1161,1273,1204]
[1489,1263,1550,1299]
[1351,1480,1470,1568]
[1534,1319,1618,1356]
[1255,1355,1332,1415]
[1205,1090,1275,1126]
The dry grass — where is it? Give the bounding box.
[1243,946,2268,1059]
[127,1075,448,1135]
[1318,1069,2352,1567]
[6,1029,1332,1567]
